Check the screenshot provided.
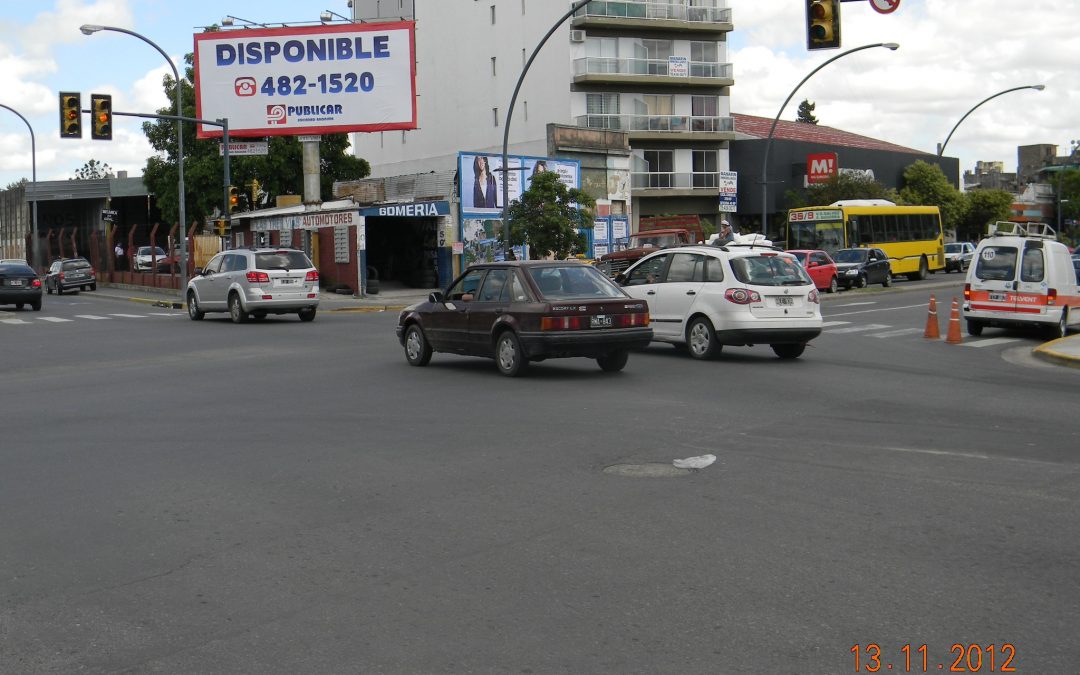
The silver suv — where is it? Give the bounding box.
[186,248,320,323]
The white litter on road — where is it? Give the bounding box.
[673,454,716,470]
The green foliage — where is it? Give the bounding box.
[5,177,28,191]
[786,172,899,209]
[141,51,370,227]
[796,99,818,125]
[1058,168,1080,222]
[506,171,595,259]
[72,159,113,180]
[899,160,964,232]
[958,189,1013,241]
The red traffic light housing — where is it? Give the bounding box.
[228,186,239,213]
[59,92,82,138]
[806,0,841,51]
[90,94,112,140]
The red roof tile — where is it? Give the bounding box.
[733,113,930,155]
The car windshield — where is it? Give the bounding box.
[62,260,90,270]
[528,265,626,300]
[945,244,963,254]
[730,255,812,287]
[138,247,166,256]
[255,251,312,270]
[833,249,868,264]
[633,234,680,248]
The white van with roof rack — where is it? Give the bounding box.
[962,221,1079,339]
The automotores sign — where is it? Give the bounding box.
[194,21,417,138]
[253,210,362,232]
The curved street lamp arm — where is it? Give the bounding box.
[0,103,38,266]
[937,85,1045,156]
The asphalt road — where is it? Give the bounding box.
[1,283,1077,674]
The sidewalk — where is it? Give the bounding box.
[1033,334,1080,369]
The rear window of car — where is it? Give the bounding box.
[730,255,812,287]
[0,263,34,274]
[529,265,625,300]
[63,260,91,270]
[833,249,867,264]
[255,251,313,270]
[974,246,1017,281]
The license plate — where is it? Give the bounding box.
[590,314,612,328]
[276,278,297,286]
[10,279,23,287]
[989,292,1007,301]
[774,296,794,306]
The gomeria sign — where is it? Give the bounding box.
[194,22,416,138]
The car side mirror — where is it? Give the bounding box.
[429,291,446,304]
[614,272,627,285]
[194,267,204,276]
[807,261,818,268]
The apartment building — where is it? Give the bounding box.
[350,0,734,230]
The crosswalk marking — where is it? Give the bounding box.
[108,313,147,318]
[148,312,183,317]
[37,317,73,323]
[74,314,111,320]
[869,327,925,338]
[828,323,891,334]
[1,318,30,325]
[822,320,850,327]
[962,337,1021,348]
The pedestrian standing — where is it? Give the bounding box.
[114,242,125,270]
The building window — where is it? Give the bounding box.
[644,150,673,188]
[523,101,528,121]
[691,95,719,131]
[585,37,619,74]
[692,150,718,188]
[522,0,526,14]
[493,107,499,127]
[586,93,620,129]
[690,41,718,63]
[635,94,674,131]
[633,38,672,75]
[522,48,526,67]
[490,5,496,24]
[491,57,497,76]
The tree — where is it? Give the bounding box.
[5,177,28,191]
[958,189,1013,241]
[899,160,964,233]
[505,171,595,259]
[142,47,370,228]
[796,99,818,124]
[72,159,113,180]
[786,172,898,209]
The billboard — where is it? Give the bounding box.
[458,152,580,218]
[194,21,416,138]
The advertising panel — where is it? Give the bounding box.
[458,153,580,219]
[718,170,737,212]
[194,21,417,138]
[806,152,838,184]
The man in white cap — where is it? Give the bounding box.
[716,219,735,245]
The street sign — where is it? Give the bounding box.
[101,209,118,221]
[869,0,900,14]
[220,141,269,156]
[297,135,322,143]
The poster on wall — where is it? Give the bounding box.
[459,152,580,219]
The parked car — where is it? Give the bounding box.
[0,261,42,311]
[616,243,822,360]
[1,258,28,265]
[944,241,976,272]
[396,261,653,377]
[133,246,168,272]
[44,257,96,294]
[786,249,839,293]
[186,247,320,323]
[832,248,892,289]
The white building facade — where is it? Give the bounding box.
[350,0,735,230]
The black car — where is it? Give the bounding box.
[45,257,96,294]
[396,261,653,376]
[0,262,43,311]
[833,247,892,289]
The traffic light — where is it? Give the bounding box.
[806,0,841,51]
[250,178,260,208]
[90,94,112,140]
[228,186,239,213]
[216,218,227,236]
[59,92,82,138]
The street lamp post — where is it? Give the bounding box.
[760,42,899,236]
[80,24,188,296]
[936,85,1046,157]
[0,104,38,268]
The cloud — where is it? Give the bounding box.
[19,0,134,57]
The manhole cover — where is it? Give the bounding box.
[602,463,693,478]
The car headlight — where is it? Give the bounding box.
[844,269,859,276]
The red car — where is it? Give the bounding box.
[786,249,839,293]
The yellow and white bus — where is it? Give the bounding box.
[787,201,945,280]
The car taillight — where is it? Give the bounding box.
[89,269,96,278]
[614,312,650,327]
[724,288,761,305]
[246,271,270,283]
[1047,288,1057,305]
[31,279,41,288]
[58,272,65,280]
[305,270,319,282]
[808,289,820,304]
[541,315,588,331]
[963,283,971,301]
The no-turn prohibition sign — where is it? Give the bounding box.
[869,0,900,14]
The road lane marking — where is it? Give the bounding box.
[827,303,929,317]
[148,312,182,316]
[108,313,147,318]
[962,337,1022,348]
[835,301,876,307]
[1,319,31,325]
[869,327,925,338]
[37,317,73,323]
[828,323,892,334]
[822,320,850,327]
[75,315,111,320]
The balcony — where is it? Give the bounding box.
[573,57,733,87]
[575,114,735,141]
[631,171,722,196]
[572,1,733,34]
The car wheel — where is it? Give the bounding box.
[298,308,316,322]
[46,282,53,295]
[16,303,24,310]
[187,291,205,320]
[686,316,720,360]
[55,283,63,296]
[966,319,983,336]
[228,293,249,323]
[404,324,432,366]
[31,300,41,311]
[1046,308,1068,340]
[596,349,629,372]
[89,284,96,291]
[856,275,867,289]
[827,276,838,294]
[771,343,806,359]
[882,271,892,287]
[915,256,928,281]
[494,330,528,377]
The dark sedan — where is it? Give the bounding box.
[833,247,893,289]
[0,262,43,311]
[396,261,653,376]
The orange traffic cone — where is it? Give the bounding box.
[923,294,940,339]
[945,297,963,344]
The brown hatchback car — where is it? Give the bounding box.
[396,261,653,376]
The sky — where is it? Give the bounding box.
[0,0,1077,190]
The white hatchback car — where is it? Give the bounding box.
[617,242,822,359]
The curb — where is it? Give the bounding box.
[1032,339,1080,369]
